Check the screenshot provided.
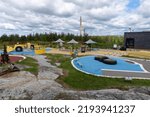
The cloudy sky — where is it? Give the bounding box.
[0,0,150,36]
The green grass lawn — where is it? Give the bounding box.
[46,54,150,90]
[17,57,38,75]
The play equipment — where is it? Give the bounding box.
[6,43,46,55]
[72,56,144,76]
[95,56,117,65]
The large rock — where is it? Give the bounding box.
[0,55,64,100]
[54,88,150,100]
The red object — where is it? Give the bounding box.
[0,55,24,63]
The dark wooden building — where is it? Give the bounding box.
[124,31,150,50]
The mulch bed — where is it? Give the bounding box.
[0,55,24,63]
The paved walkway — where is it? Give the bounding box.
[133,59,150,72]
[103,58,150,79]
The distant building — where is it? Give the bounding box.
[124,31,150,50]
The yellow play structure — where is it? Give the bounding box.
[34,44,46,54]
[7,43,46,55]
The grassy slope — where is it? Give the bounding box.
[17,57,38,75]
[46,54,150,90]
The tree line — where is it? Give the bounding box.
[0,32,124,49]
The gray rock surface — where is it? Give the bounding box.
[55,89,150,100]
[0,55,150,100]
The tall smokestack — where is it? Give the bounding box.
[80,16,83,36]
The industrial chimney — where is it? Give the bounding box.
[80,16,84,36]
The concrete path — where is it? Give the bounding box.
[103,58,150,79]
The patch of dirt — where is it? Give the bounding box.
[0,71,20,78]
[62,70,68,77]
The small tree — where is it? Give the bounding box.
[1,45,10,64]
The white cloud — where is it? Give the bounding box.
[0,23,16,30]
[137,0,150,18]
[0,0,149,36]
